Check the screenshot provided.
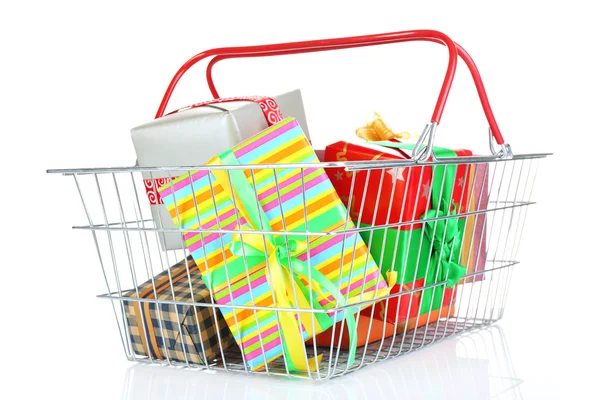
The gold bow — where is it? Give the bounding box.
[356,112,412,141]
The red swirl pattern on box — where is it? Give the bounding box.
[144,177,172,205]
[145,96,282,205]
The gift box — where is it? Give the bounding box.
[131,90,311,250]
[157,117,390,371]
[323,141,485,326]
[123,256,237,364]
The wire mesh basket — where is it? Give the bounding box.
[48,30,548,380]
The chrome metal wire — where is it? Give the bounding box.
[49,155,546,380]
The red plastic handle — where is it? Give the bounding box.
[154,30,503,145]
[155,30,457,121]
[205,40,504,145]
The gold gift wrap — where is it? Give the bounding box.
[123,256,238,364]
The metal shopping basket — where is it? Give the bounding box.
[48,30,549,380]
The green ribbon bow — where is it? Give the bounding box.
[420,201,467,313]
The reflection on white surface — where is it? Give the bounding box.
[121,326,521,400]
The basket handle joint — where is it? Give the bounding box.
[489,128,513,159]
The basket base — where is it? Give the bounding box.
[127,316,498,380]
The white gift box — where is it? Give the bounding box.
[131,89,310,250]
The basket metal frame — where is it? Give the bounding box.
[48,153,546,380]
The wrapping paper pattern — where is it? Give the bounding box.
[158,118,388,370]
[123,257,237,364]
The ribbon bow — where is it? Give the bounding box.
[210,149,393,372]
[419,202,467,313]
[228,231,361,372]
[355,112,412,141]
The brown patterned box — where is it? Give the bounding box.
[123,256,237,365]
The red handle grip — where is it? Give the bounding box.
[204,40,503,145]
[155,30,457,122]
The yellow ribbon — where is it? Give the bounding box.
[231,231,326,371]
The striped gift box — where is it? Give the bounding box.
[157,117,388,371]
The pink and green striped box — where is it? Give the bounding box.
[157,117,387,371]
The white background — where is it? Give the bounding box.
[1,1,598,398]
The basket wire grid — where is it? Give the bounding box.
[122,326,522,399]
[49,153,546,380]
